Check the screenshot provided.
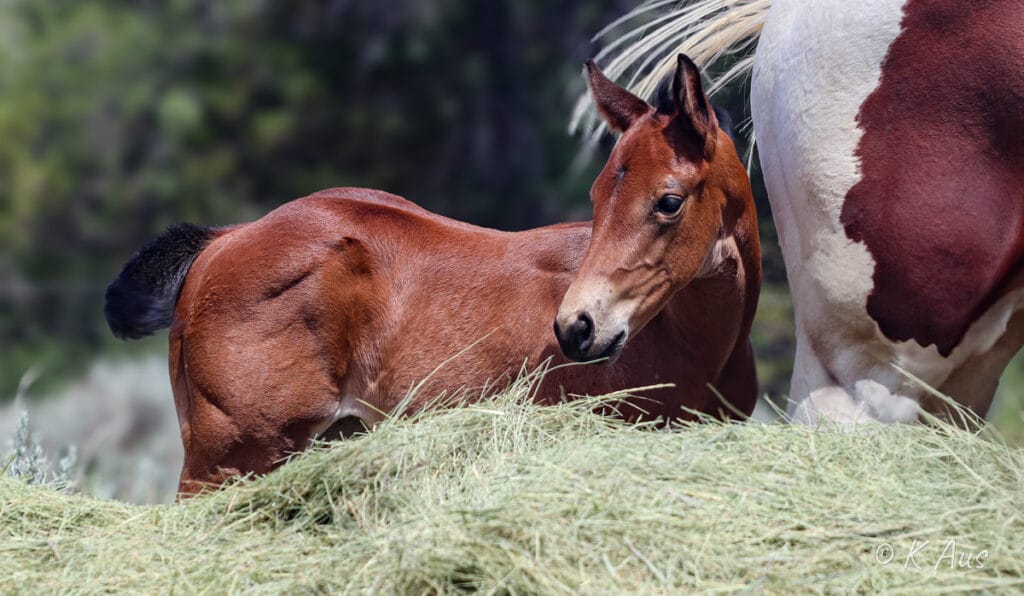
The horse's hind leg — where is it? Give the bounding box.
[931,307,1024,421]
[165,223,383,496]
[173,382,339,497]
[784,327,919,425]
[174,397,333,497]
[169,327,342,497]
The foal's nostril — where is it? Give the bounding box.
[572,312,594,352]
[555,311,596,360]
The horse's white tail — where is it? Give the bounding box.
[571,0,771,140]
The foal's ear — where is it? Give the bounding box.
[585,60,650,133]
[671,54,719,157]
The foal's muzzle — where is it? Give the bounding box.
[554,312,593,361]
[553,312,625,362]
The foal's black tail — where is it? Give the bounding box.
[105,223,217,340]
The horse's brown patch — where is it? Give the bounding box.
[841,0,1024,356]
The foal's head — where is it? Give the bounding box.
[554,55,752,362]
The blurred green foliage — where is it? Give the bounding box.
[0,0,637,394]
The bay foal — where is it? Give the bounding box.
[106,56,760,494]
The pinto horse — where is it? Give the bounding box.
[106,56,760,494]
[591,0,1024,423]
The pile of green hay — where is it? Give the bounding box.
[2,383,1022,593]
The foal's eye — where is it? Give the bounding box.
[654,194,685,216]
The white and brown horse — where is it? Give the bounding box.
[592,0,1024,423]
[106,57,761,494]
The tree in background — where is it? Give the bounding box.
[0,0,644,395]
